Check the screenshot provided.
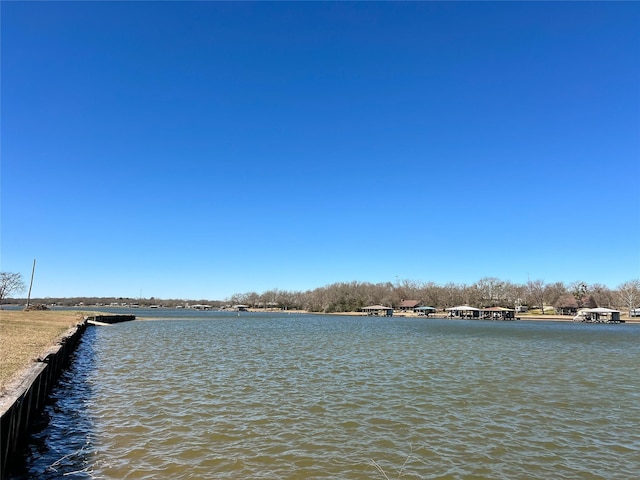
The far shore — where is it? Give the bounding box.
[238,308,640,323]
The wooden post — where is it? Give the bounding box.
[26,259,36,308]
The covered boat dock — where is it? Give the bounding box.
[361,305,394,317]
[573,307,623,323]
[481,306,516,321]
[446,306,480,319]
[415,306,437,316]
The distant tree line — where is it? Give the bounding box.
[227,278,640,316]
[1,292,224,309]
[2,271,639,316]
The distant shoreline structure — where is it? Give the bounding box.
[4,276,639,320]
[2,303,639,323]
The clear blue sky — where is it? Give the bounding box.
[2,1,639,300]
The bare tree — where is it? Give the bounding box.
[589,283,614,308]
[545,281,567,308]
[0,272,26,305]
[617,280,640,317]
[527,279,547,314]
[473,277,507,307]
[569,281,589,307]
[441,282,464,308]
[417,281,440,308]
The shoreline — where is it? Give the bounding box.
[250,309,640,323]
[0,312,87,477]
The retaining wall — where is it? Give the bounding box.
[0,320,87,478]
[87,314,135,324]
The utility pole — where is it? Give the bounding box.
[26,259,36,308]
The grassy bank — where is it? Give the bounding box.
[0,310,85,397]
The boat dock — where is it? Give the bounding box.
[86,314,136,326]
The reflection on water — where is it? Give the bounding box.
[10,312,640,479]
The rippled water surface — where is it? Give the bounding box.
[12,311,640,479]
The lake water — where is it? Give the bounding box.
[9,310,640,479]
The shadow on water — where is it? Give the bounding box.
[7,327,98,479]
